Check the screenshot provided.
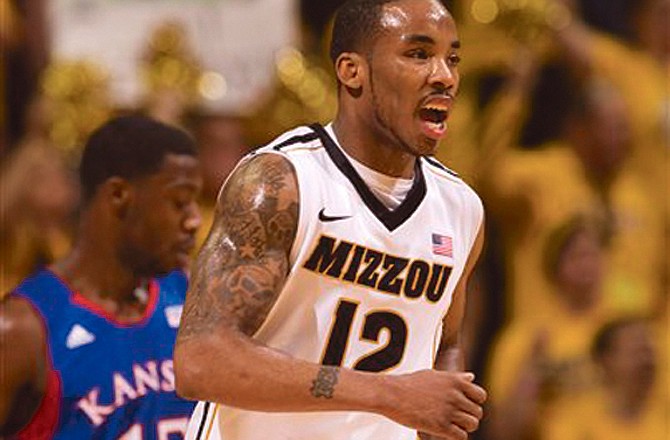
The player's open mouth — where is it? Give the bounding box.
[418,98,450,140]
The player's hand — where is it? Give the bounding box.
[383,370,487,439]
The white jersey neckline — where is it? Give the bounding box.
[324,123,413,210]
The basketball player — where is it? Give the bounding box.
[0,116,202,439]
[175,0,487,439]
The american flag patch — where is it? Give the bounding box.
[432,233,453,257]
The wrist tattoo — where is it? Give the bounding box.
[310,366,340,399]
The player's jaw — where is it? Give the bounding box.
[126,235,196,277]
[172,236,196,269]
[368,71,456,158]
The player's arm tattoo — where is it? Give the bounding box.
[178,153,299,339]
[310,366,340,399]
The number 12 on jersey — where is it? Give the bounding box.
[321,299,408,372]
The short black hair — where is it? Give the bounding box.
[329,0,396,63]
[80,115,197,202]
[329,0,452,64]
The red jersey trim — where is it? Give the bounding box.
[17,369,62,440]
[14,296,61,440]
[70,280,159,327]
[47,269,160,327]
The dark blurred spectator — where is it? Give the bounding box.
[0,137,78,294]
[546,317,668,439]
[3,0,50,151]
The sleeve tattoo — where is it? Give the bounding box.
[178,154,299,339]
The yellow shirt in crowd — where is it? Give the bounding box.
[487,301,614,438]
[487,142,665,323]
[590,33,669,213]
[488,300,611,402]
[546,390,668,440]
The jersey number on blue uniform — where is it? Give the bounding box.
[119,416,188,439]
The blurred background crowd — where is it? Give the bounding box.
[1,0,668,438]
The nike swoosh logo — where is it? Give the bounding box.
[318,208,352,223]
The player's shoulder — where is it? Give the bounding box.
[422,155,462,181]
[1,290,46,346]
[232,125,325,184]
[254,125,323,155]
[422,156,482,204]
[12,269,69,305]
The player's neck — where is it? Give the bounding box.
[332,116,416,179]
[52,244,145,306]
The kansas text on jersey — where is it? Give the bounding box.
[13,270,196,440]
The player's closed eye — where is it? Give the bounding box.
[407,48,430,59]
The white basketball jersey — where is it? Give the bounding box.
[186,124,484,440]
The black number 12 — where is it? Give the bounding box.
[321,299,408,372]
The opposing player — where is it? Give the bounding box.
[0,116,202,439]
[175,0,487,439]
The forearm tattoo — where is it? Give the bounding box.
[310,366,340,399]
[178,154,299,339]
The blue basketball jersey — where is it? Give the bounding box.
[13,269,195,440]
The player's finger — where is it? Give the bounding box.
[452,410,481,433]
[443,423,468,440]
[453,395,483,420]
[462,380,487,404]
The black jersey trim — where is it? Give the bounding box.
[272,132,319,151]
[423,156,460,178]
[309,123,426,232]
[195,401,211,440]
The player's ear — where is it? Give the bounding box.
[104,177,133,218]
[335,52,367,91]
